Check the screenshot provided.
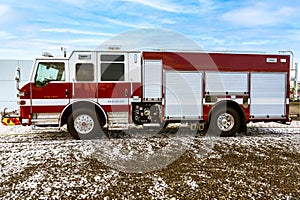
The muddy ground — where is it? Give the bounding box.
[0,123,300,199]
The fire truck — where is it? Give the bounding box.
[1,50,291,139]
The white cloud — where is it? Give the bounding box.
[40,28,115,37]
[121,0,195,13]
[0,4,18,24]
[222,2,294,26]
[99,28,202,51]
[32,38,106,47]
[0,4,9,16]
[102,17,157,29]
[55,0,88,7]
[198,0,216,12]
[158,18,176,25]
[0,31,15,39]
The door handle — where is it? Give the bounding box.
[65,89,70,98]
[125,89,128,97]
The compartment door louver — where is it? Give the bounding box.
[250,72,286,118]
[143,60,162,101]
[165,71,203,120]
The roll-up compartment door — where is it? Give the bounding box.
[165,71,203,120]
[143,60,162,101]
[205,72,248,95]
[250,72,286,118]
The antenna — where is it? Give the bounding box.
[61,47,67,57]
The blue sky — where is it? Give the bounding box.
[1,0,300,62]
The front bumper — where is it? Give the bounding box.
[1,108,20,125]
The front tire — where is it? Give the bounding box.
[67,108,105,140]
[207,107,241,137]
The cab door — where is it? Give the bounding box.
[69,52,98,100]
[30,60,70,125]
[98,53,131,124]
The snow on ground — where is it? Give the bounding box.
[0,122,300,199]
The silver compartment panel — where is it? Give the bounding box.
[206,72,248,95]
[250,72,286,118]
[143,60,162,101]
[165,71,203,119]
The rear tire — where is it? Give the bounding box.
[207,107,240,137]
[67,107,106,140]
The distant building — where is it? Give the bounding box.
[0,59,33,110]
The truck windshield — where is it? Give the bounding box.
[35,62,65,87]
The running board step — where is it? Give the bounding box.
[107,112,128,128]
[31,119,59,126]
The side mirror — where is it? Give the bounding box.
[15,66,21,91]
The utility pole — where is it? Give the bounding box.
[295,63,298,101]
[279,50,296,100]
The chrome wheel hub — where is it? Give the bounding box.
[74,114,94,135]
[217,113,235,132]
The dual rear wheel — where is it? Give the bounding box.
[207,106,241,137]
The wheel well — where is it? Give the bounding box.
[208,100,246,128]
[60,101,107,127]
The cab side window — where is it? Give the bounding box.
[35,62,65,87]
[101,55,124,81]
[76,63,94,81]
